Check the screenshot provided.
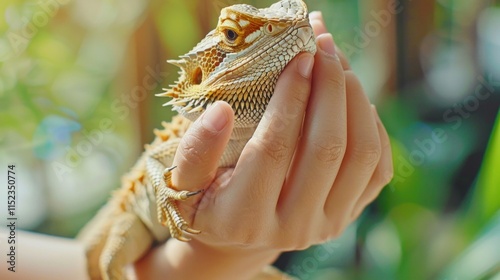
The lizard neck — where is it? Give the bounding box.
[218,126,257,167]
[231,126,257,140]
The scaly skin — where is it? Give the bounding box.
[77,0,316,279]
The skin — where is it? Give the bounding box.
[0,13,393,280]
[136,12,393,280]
[0,230,88,280]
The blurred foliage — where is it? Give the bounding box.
[0,0,499,279]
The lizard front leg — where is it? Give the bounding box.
[78,204,154,280]
[145,139,203,241]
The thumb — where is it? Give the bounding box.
[171,101,234,205]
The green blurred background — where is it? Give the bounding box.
[1,0,499,279]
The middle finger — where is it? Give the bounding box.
[278,34,346,220]
[324,71,381,230]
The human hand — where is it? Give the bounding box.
[135,12,393,280]
[308,11,394,222]
[172,11,393,251]
[0,230,88,280]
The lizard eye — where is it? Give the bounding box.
[224,29,238,42]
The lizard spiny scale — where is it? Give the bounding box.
[78,1,316,279]
[162,0,316,127]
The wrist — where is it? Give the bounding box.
[134,238,280,280]
[175,239,281,280]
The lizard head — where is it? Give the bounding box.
[159,0,316,127]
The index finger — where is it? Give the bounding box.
[226,53,315,213]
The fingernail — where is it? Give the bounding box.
[317,33,336,57]
[310,19,323,35]
[309,11,323,21]
[297,53,314,79]
[201,102,228,133]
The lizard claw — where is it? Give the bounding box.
[155,166,203,241]
[176,235,192,242]
[182,226,201,235]
[164,165,177,173]
[162,166,203,200]
[186,189,204,197]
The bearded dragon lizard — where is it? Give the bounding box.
[77,0,316,279]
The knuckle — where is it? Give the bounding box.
[382,143,394,185]
[325,213,349,240]
[288,83,310,109]
[319,231,333,244]
[329,221,345,239]
[260,108,296,135]
[178,133,205,166]
[280,222,319,251]
[351,208,363,221]
[279,231,311,251]
[361,173,394,206]
[311,134,346,164]
[294,239,313,251]
[374,168,394,188]
[232,228,265,249]
[383,169,394,185]
[325,70,345,90]
[363,193,378,207]
[349,140,381,168]
[249,135,291,166]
